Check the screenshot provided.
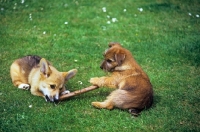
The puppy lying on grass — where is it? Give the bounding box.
[90,42,153,116]
[10,55,77,102]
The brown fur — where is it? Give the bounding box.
[10,55,77,102]
[90,43,153,115]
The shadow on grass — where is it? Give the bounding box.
[60,90,161,113]
[60,90,110,102]
[151,94,161,109]
[144,2,180,12]
[178,38,200,66]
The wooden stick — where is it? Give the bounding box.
[59,85,99,101]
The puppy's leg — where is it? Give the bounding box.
[30,88,45,98]
[10,63,29,89]
[92,89,129,110]
[92,90,118,109]
[92,100,114,110]
[90,77,117,88]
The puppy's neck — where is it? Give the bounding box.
[114,65,132,71]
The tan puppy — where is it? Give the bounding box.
[10,55,77,102]
[90,42,153,115]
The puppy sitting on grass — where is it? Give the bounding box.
[90,42,153,116]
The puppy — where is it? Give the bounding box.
[90,42,153,115]
[10,55,77,102]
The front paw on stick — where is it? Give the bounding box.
[61,90,70,95]
[89,77,100,86]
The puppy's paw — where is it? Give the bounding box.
[89,77,101,86]
[92,102,102,108]
[128,108,141,117]
[61,90,70,95]
[18,84,30,90]
[92,101,114,109]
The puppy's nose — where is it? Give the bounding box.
[100,65,103,69]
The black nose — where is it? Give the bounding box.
[100,66,103,69]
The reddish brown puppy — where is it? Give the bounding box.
[90,42,153,115]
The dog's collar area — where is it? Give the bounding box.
[114,65,132,71]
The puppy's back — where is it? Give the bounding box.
[10,55,42,86]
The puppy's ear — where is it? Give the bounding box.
[108,42,121,48]
[63,69,77,81]
[40,58,51,77]
[115,53,125,66]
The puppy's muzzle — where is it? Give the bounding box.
[45,95,59,103]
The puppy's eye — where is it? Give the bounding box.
[50,85,56,89]
[106,59,113,63]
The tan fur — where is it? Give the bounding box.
[10,55,77,102]
[90,43,153,115]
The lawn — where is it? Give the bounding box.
[0,0,199,131]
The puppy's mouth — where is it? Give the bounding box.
[45,95,59,103]
[107,68,115,72]
[101,66,115,72]
[45,95,51,102]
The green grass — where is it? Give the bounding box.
[0,0,200,131]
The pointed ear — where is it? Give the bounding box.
[63,69,77,81]
[115,53,125,66]
[40,58,51,77]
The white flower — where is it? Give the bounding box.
[74,59,78,62]
[123,9,127,12]
[138,8,143,12]
[102,7,106,12]
[21,0,25,4]
[1,8,4,11]
[78,81,83,85]
[196,14,199,18]
[64,22,68,24]
[64,4,68,7]
[188,13,192,16]
[43,31,46,34]
[107,21,111,24]
[112,18,118,22]
[29,14,32,18]
[29,105,32,108]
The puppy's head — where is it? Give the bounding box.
[39,58,77,102]
[100,42,127,72]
